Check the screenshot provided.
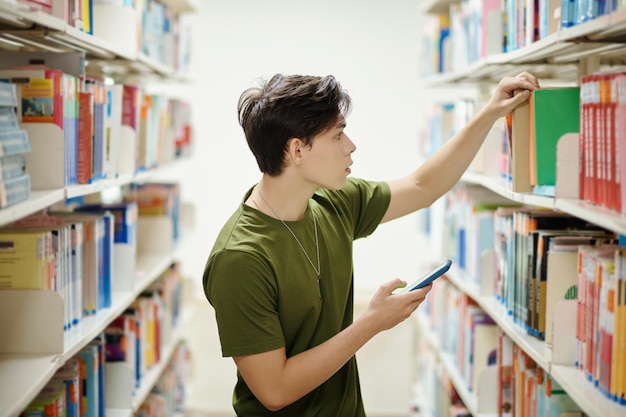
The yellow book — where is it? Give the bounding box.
[0,231,50,289]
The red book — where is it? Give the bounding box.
[77,91,93,184]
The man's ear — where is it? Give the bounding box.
[286,137,305,164]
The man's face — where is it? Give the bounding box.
[299,115,356,190]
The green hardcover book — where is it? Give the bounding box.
[532,87,580,193]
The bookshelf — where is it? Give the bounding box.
[422,6,626,87]
[0,0,196,416]
[416,2,626,417]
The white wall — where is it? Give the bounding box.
[178,1,433,415]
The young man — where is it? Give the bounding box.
[203,72,539,416]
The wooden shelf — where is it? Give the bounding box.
[0,189,65,227]
[0,248,179,417]
[461,172,555,208]
[550,365,626,417]
[0,160,187,228]
[0,353,62,417]
[461,171,626,234]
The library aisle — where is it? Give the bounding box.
[414,1,626,417]
[7,0,626,417]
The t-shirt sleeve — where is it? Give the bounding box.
[204,249,286,357]
[327,177,391,240]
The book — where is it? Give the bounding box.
[75,201,138,249]
[497,329,513,417]
[0,230,52,290]
[0,107,20,130]
[53,357,81,417]
[0,173,31,208]
[78,344,100,417]
[7,214,78,329]
[468,309,498,393]
[77,91,94,184]
[103,83,123,178]
[533,231,613,340]
[0,128,31,155]
[51,212,107,317]
[0,153,27,181]
[510,90,531,192]
[84,76,106,181]
[0,67,79,186]
[530,87,581,196]
[0,81,18,107]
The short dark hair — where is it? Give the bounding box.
[238,74,352,176]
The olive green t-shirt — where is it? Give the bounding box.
[203,177,391,416]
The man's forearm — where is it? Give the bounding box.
[414,105,499,206]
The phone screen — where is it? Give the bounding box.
[401,259,452,293]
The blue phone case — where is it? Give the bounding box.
[403,259,452,292]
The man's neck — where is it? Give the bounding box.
[250,175,314,221]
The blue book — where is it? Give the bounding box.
[76,202,138,249]
[99,212,114,309]
[0,154,26,181]
[0,128,30,155]
[561,0,577,27]
[0,82,18,107]
[78,345,100,417]
[89,335,106,417]
[0,107,19,129]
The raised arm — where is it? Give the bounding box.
[381,72,540,223]
[232,279,431,411]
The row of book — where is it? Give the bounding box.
[0,82,32,208]
[577,245,626,403]
[20,335,107,417]
[18,263,185,417]
[0,51,193,189]
[579,72,626,212]
[91,0,193,72]
[1,204,137,330]
[422,277,498,396]
[7,0,193,72]
[130,181,182,244]
[439,183,626,404]
[417,277,589,416]
[105,262,183,393]
[497,329,587,417]
[421,0,626,76]
[422,77,626,211]
[11,0,93,34]
[0,181,181,333]
[411,340,471,417]
[136,343,190,417]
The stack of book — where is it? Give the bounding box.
[0,81,32,208]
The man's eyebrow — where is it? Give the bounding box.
[336,121,347,129]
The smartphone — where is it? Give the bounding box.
[401,259,452,293]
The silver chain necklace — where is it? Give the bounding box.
[255,187,322,298]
